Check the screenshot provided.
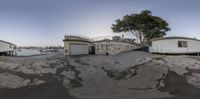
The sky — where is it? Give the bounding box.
[0,0,200,46]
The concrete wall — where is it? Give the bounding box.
[95,41,138,55]
[149,39,200,54]
[63,41,91,55]
[0,41,15,52]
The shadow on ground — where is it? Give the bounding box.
[157,71,200,99]
[0,79,77,99]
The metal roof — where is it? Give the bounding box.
[0,40,16,45]
[151,36,200,42]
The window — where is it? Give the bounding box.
[106,45,108,50]
[101,45,104,50]
[97,45,99,50]
[178,41,187,47]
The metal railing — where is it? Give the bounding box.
[64,34,137,44]
[64,35,94,42]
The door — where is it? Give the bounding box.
[89,46,95,55]
[70,44,88,55]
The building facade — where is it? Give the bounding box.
[149,37,200,54]
[63,35,138,55]
[63,36,93,55]
[95,39,138,55]
[0,40,16,56]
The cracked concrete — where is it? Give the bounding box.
[0,72,31,89]
[63,52,171,98]
[1,51,200,99]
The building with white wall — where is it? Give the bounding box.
[63,36,93,55]
[0,40,16,56]
[149,37,200,54]
[95,39,138,55]
[63,35,138,55]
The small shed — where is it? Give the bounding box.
[149,36,200,54]
[0,40,16,56]
[63,36,93,55]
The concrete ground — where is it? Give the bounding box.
[0,79,76,99]
[0,52,200,99]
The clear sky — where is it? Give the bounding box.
[0,0,200,46]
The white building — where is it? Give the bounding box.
[0,40,16,56]
[63,36,93,55]
[63,35,138,55]
[95,39,138,55]
[149,37,200,54]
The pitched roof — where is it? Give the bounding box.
[0,40,16,45]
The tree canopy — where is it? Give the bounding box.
[111,10,170,45]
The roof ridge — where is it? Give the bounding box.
[151,36,200,41]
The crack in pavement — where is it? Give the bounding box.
[57,57,83,88]
[124,60,153,80]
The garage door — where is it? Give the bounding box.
[70,44,88,55]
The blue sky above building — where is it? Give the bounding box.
[0,0,200,46]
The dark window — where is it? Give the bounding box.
[97,45,99,50]
[106,45,108,50]
[178,41,187,47]
[101,45,104,50]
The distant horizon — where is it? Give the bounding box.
[1,0,200,46]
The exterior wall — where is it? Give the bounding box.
[149,39,200,54]
[0,41,15,52]
[63,41,91,55]
[188,40,200,53]
[95,41,138,55]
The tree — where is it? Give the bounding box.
[111,10,170,45]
